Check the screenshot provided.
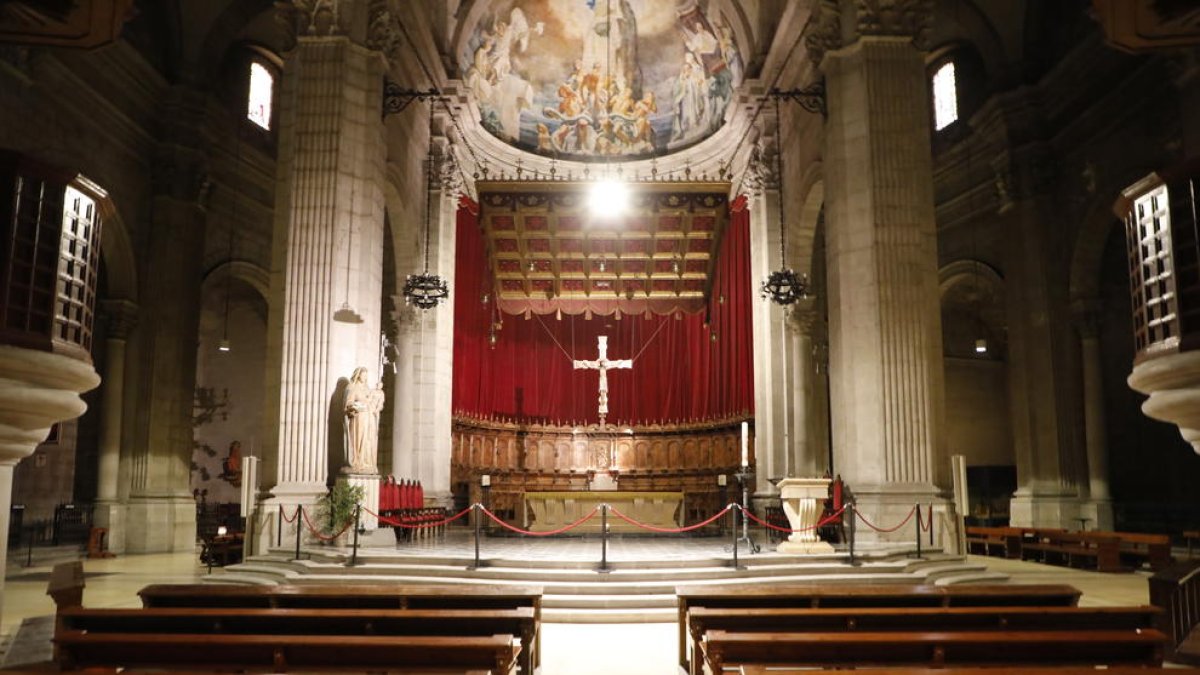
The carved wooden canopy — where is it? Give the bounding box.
[0,0,133,49]
[477,181,731,316]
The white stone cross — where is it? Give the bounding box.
[573,335,632,426]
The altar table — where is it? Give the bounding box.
[522,491,684,534]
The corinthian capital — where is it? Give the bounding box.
[855,0,933,44]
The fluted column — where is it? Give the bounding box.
[811,0,951,543]
[788,303,820,478]
[265,2,387,509]
[93,299,136,552]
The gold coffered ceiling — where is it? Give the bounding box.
[477,181,730,316]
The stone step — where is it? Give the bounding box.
[543,593,677,609]
[542,606,677,624]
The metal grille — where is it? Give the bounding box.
[1127,184,1178,355]
[2,173,62,348]
[56,185,100,353]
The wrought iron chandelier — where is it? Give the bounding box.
[761,95,809,306]
[403,108,449,310]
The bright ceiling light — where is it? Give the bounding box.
[588,180,629,218]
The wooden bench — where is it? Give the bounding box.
[676,583,1082,674]
[701,628,1166,672]
[55,632,517,673]
[1185,530,1200,558]
[131,583,541,674]
[1113,531,1172,570]
[965,526,1024,558]
[729,662,1200,667]
[686,605,1158,675]
[1020,529,1122,572]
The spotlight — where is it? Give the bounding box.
[588,179,628,218]
[218,339,231,352]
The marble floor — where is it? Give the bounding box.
[0,548,1169,674]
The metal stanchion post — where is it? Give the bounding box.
[349,504,362,567]
[293,506,302,561]
[928,504,935,547]
[914,503,923,559]
[471,503,481,570]
[598,505,610,574]
[848,503,858,566]
[731,505,740,569]
[277,504,283,548]
[26,527,33,567]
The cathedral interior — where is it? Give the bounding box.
[2,0,1200,659]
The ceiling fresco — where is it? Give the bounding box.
[460,0,744,162]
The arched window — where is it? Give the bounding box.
[932,61,958,131]
[247,61,274,130]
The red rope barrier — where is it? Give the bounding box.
[920,504,934,532]
[366,506,472,529]
[480,505,599,537]
[854,504,918,533]
[300,506,355,542]
[280,506,301,524]
[607,504,732,534]
[740,505,847,533]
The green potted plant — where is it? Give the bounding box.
[314,482,364,544]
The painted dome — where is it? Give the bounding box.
[459,0,744,161]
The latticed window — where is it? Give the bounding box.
[1122,166,1200,361]
[0,153,103,363]
[932,62,958,131]
[56,185,100,353]
[248,61,273,130]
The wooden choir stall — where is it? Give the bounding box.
[451,416,755,534]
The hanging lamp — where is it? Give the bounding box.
[403,104,450,310]
[761,95,808,305]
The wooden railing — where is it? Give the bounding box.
[1149,560,1200,662]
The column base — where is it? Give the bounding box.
[124,495,197,553]
[1009,492,1082,529]
[91,500,127,554]
[1077,499,1115,531]
[851,484,955,552]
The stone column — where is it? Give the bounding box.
[1072,303,1114,529]
[749,153,788,500]
[811,0,952,543]
[264,1,388,517]
[93,299,137,553]
[788,303,820,478]
[0,347,99,620]
[123,86,210,553]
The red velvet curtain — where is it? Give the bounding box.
[452,199,753,426]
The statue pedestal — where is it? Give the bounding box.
[339,473,380,530]
[777,477,834,554]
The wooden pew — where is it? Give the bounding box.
[132,584,541,675]
[702,628,1166,672]
[1113,531,1172,570]
[729,662,1200,667]
[686,605,1158,675]
[1020,529,1123,572]
[675,583,1082,674]
[964,526,1023,558]
[55,632,517,673]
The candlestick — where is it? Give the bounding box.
[741,421,749,467]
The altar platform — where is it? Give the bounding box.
[522,490,683,533]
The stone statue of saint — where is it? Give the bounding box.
[344,367,385,474]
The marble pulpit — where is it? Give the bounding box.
[776,477,834,554]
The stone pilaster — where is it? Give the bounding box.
[1000,142,1085,528]
[1070,302,1114,529]
[264,1,387,513]
[124,86,209,553]
[748,181,788,500]
[93,299,137,553]
[816,0,951,543]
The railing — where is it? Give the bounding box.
[1149,560,1200,662]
